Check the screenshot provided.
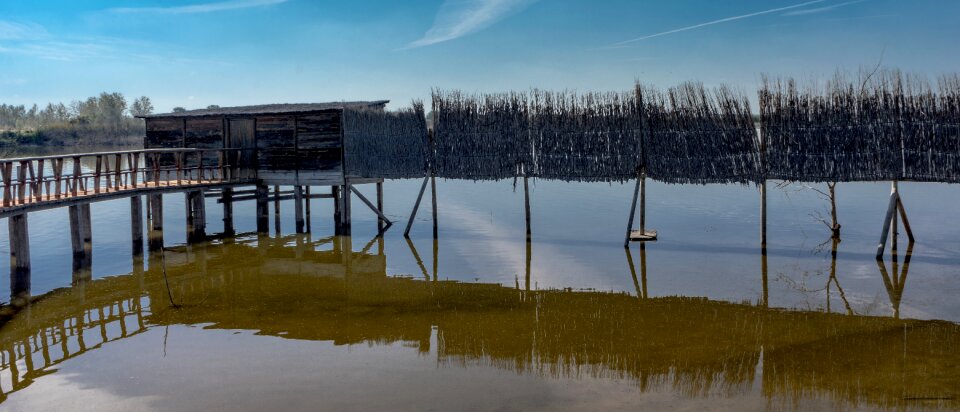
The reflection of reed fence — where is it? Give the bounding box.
[642,83,761,184]
[343,102,429,179]
[760,70,960,183]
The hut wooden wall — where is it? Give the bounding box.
[145,118,185,148]
[185,118,223,166]
[255,111,343,185]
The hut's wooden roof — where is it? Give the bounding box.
[140,101,390,118]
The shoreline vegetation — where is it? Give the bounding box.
[0,92,154,149]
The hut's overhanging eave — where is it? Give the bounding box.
[139,101,390,119]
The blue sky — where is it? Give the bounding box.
[1,0,958,112]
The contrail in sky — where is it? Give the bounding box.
[612,0,829,46]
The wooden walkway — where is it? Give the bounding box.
[0,148,251,218]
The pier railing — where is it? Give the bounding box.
[0,148,246,208]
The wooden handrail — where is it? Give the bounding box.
[0,148,247,209]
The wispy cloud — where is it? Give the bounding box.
[405,0,537,49]
[0,20,48,40]
[613,0,830,46]
[109,0,287,14]
[782,0,868,16]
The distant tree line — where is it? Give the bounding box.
[0,93,155,146]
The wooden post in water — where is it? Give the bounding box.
[69,204,92,282]
[185,190,206,243]
[304,186,312,233]
[403,176,430,237]
[255,184,269,233]
[8,213,30,307]
[273,185,281,235]
[294,185,305,234]
[131,196,143,256]
[342,184,352,236]
[222,187,235,236]
[332,185,342,235]
[625,177,640,247]
[430,177,438,239]
[523,176,531,241]
[626,170,657,243]
[148,194,164,251]
[376,182,384,234]
[760,180,768,248]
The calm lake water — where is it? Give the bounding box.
[1,146,959,410]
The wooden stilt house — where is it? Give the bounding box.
[138,101,390,185]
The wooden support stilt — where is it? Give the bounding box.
[342,184,352,236]
[131,196,143,256]
[255,184,269,233]
[524,238,532,295]
[148,194,164,251]
[432,237,438,282]
[185,190,206,243]
[876,182,903,259]
[350,186,392,227]
[222,187,235,236]
[760,179,768,248]
[273,185,281,235]
[403,176,430,237]
[69,204,92,283]
[332,185,342,235]
[376,182,384,234]
[430,176,438,239]
[523,176,531,240]
[897,193,914,242]
[8,213,30,307]
[628,172,657,242]
[294,185,305,234]
[625,177,640,247]
[305,186,312,233]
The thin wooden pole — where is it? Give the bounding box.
[876,185,899,259]
[376,182,384,234]
[430,177,438,239]
[523,176,531,240]
[333,186,342,235]
[625,177,640,247]
[350,186,392,225]
[897,197,914,242]
[343,184,352,236]
[639,173,646,233]
[305,186,312,233]
[404,176,430,237]
[760,180,767,248]
[273,185,281,235]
